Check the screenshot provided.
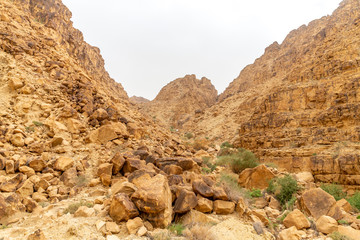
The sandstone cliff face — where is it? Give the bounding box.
[136,74,218,129]
[191,0,360,189]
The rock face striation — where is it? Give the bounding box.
[185,0,360,189]
[135,74,218,129]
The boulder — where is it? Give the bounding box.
[213,187,228,201]
[16,179,34,198]
[60,168,78,187]
[173,189,197,214]
[109,193,139,222]
[300,188,336,220]
[54,157,74,171]
[181,210,220,226]
[111,181,137,197]
[338,226,360,240]
[163,165,183,175]
[192,179,213,198]
[195,196,213,213]
[238,164,276,189]
[0,195,8,218]
[0,156,5,170]
[315,215,338,234]
[131,174,172,228]
[27,158,47,172]
[97,163,113,186]
[279,226,305,240]
[111,153,125,174]
[0,174,23,192]
[283,209,311,230]
[88,124,119,144]
[328,199,350,221]
[23,198,38,213]
[213,200,235,214]
[122,159,145,174]
[251,209,270,226]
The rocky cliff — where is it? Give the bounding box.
[135,74,218,129]
[190,0,360,189]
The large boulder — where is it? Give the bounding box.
[300,188,336,220]
[0,174,23,192]
[238,165,276,189]
[131,174,172,227]
[283,209,311,230]
[315,215,338,234]
[173,189,197,214]
[192,179,213,198]
[195,196,213,213]
[109,193,139,222]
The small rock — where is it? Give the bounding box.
[279,226,305,240]
[19,166,36,177]
[27,229,47,240]
[238,164,275,189]
[5,160,15,174]
[126,217,144,235]
[54,157,74,171]
[213,200,235,214]
[106,222,120,234]
[137,226,147,237]
[338,225,360,240]
[195,196,213,213]
[283,209,311,230]
[11,133,25,147]
[97,163,113,186]
[253,222,264,235]
[74,206,95,217]
[0,174,24,192]
[111,152,125,174]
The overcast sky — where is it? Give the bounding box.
[62,0,342,100]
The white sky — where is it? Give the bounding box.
[62,0,342,100]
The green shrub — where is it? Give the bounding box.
[249,189,262,198]
[202,157,216,172]
[321,183,347,201]
[267,175,299,207]
[168,223,185,236]
[347,191,360,212]
[329,232,352,240]
[220,141,233,149]
[216,148,258,174]
[33,120,44,127]
[337,220,349,225]
[357,215,360,219]
[184,132,194,139]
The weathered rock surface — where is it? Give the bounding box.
[300,188,336,219]
[238,165,276,189]
[109,193,139,222]
[315,215,338,234]
[283,209,310,230]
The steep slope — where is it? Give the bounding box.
[190,0,360,189]
[135,74,218,129]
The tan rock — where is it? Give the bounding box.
[60,168,78,187]
[97,163,113,186]
[264,207,281,220]
[28,158,47,172]
[109,193,139,223]
[181,209,220,226]
[300,188,336,220]
[213,187,229,201]
[213,200,235,215]
[19,166,35,177]
[16,179,34,198]
[251,209,270,226]
[88,124,118,144]
[238,164,275,189]
[0,174,24,192]
[0,156,5,170]
[316,215,338,234]
[5,160,15,174]
[268,196,281,210]
[27,229,47,240]
[105,222,120,234]
[192,179,213,198]
[111,180,137,197]
[236,197,248,216]
[23,198,38,213]
[163,164,183,175]
[123,159,145,174]
[54,157,74,171]
[11,133,25,147]
[279,226,305,240]
[295,172,314,183]
[74,206,95,217]
[173,189,197,213]
[0,195,8,218]
[195,196,213,213]
[111,152,125,174]
[131,174,172,227]
[137,226,147,237]
[126,217,144,235]
[9,78,24,90]
[283,209,311,230]
[338,226,360,240]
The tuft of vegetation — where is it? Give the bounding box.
[184,132,194,139]
[168,223,185,236]
[277,211,289,223]
[357,215,360,219]
[249,189,262,198]
[32,120,44,127]
[218,173,251,201]
[264,162,278,169]
[63,201,94,214]
[0,225,10,230]
[220,141,233,149]
[267,175,299,207]
[38,202,49,208]
[347,191,360,212]
[216,148,258,174]
[75,175,89,187]
[328,232,352,240]
[202,157,216,173]
[321,183,347,201]
[337,220,349,225]
[25,126,35,132]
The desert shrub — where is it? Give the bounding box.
[218,173,250,201]
[168,223,185,236]
[347,191,360,212]
[321,183,347,201]
[329,232,352,240]
[216,148,258,174]
[249,189,262,198]
[220,141,233,149]
[63,201,94,214]
[337,220,349,225]
[202,157,216,172]
[267,175,299,207]
[184,132,194,139]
